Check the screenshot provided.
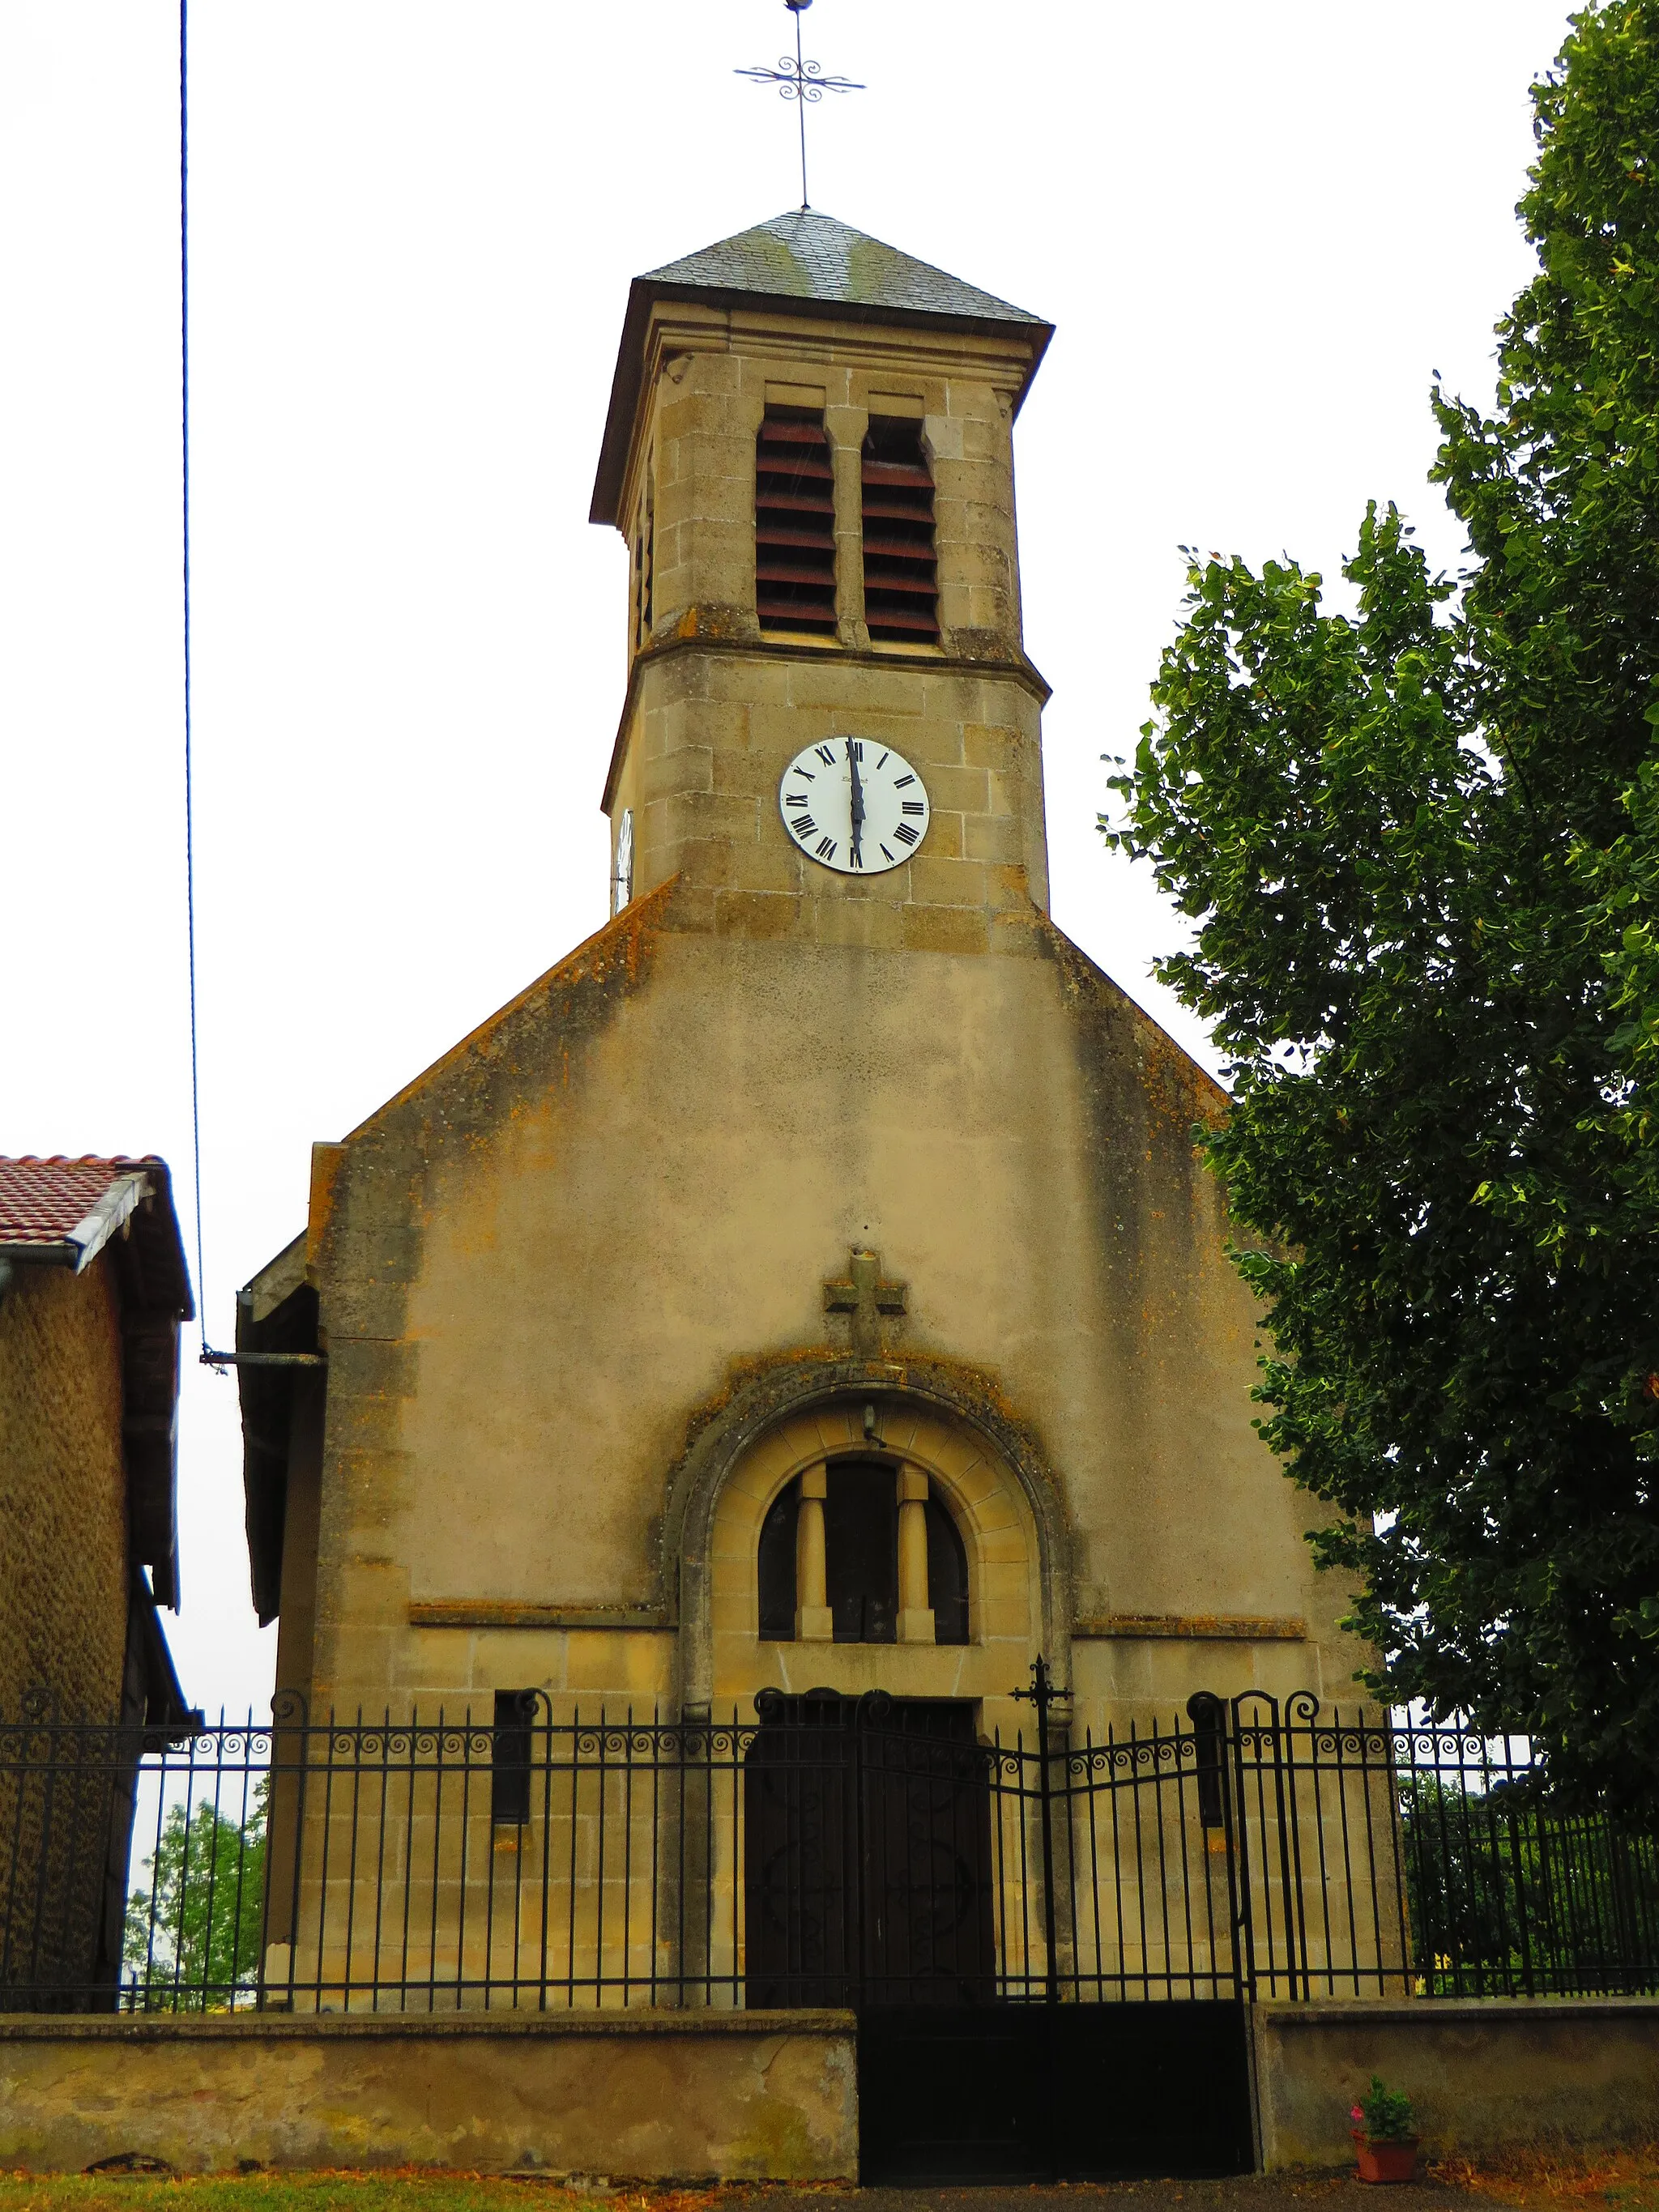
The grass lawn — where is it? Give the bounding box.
[0,2159,1656,2212]
[0,2185,705,2212]
[0,2184,678,2212]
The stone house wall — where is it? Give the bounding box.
[0,1255,129,1720]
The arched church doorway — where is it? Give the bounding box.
[698,1394,1036,2012]
[687,1390,1254,2182]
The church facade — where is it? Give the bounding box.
[238,208,1361,1819]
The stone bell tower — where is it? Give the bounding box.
[240,207,1362,1745]
[591,208,1055,949]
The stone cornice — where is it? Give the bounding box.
[1073,1613,1308,1643]
[409,1601,669,1631]
[600,630,1051,816]
[407,1605,1309,1643]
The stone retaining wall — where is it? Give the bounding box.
[0,2010,858,2179]
[1253,1997,1659,2168]
[8,1999,1656,2177]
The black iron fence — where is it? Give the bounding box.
[1226,1691,1659,1999]
[3,1679,1656,2014]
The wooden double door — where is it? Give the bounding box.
[743,1690,995,2008]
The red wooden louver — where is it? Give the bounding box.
[861,419,938,643]
[756,408,837,635]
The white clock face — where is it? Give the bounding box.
[778,739,930,876]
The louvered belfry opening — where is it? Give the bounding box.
[755,407,838,635]
[861,417,938,644]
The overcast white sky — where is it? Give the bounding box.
[2,2,1574,1715]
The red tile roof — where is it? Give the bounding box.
[0,1155,163,1245]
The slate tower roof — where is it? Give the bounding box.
[642,209,1043,326]
[592,208,1052,526]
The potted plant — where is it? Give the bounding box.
[1350,2077,1418,2183]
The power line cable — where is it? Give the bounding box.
[180,0,213,1368]
[177,13,318,1383]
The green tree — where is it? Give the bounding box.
[124,1781,267,2008]
[1400,1772,1659,1992]
[1106,1,1659,1811]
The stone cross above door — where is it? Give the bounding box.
[823,1248,907,1357]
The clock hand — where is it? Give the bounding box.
[847,737,864,865]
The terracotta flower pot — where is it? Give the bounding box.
[1352,2130,1419,2184]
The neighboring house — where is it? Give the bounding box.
[0,1154,197,2006]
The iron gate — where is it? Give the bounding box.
[742,1673,1255,2180]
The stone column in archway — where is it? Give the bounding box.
[896,1466,936,1643]
[795,1465,833,1640]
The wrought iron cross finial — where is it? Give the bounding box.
[1013,1654,1072,1735]
[736,0,864,213]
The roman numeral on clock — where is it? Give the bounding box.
[894,824,919,846]
[793,815,817,837]
[814,744,837,766]
[815,836,837,860]
[785,790,808,808]
[893,774,915,788]
[901,800,925,816]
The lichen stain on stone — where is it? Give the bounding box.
[673,603,753,645]
[678,1344,839,1453]
[1137,1019,1227,1147]
[1035,910,1226,1146]
[729,2083,829,2180]
[348,878,678,1150]
[305,1144,349,1273]
[672,1342,1051,1498]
